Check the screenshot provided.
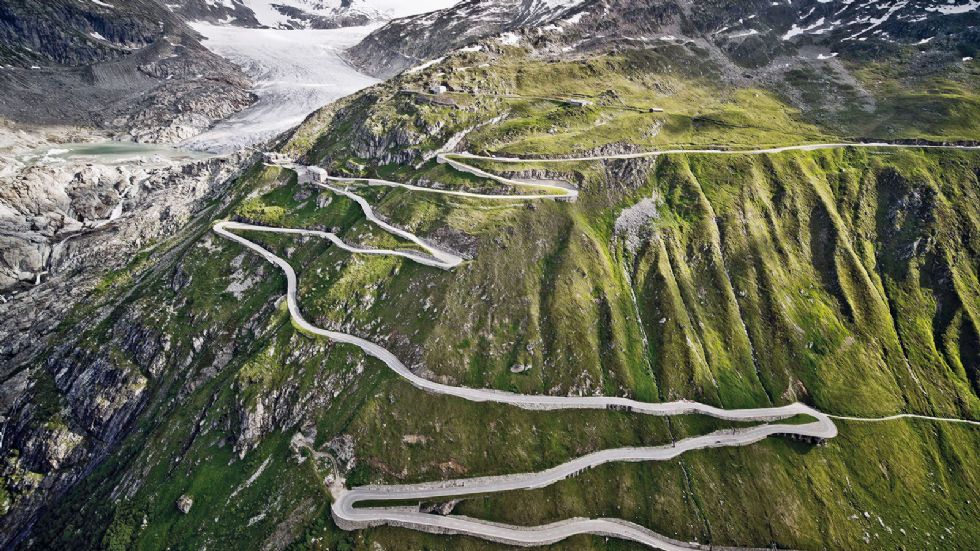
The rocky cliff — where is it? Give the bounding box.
[0,146,255,545]
[0,137,249,369]
[0,0,255,143]
[347,0,980,78]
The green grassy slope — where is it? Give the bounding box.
[10,44,980,551]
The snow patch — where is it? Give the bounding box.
[406,56,446,74]
[537,0,587,8]
[497,31,522,46]
[729,29,759,39]
[845,1,909,41]
[782,17,826,40]
[926,1,979,15]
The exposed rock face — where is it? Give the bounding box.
[0,141,248,369]
[49,341,150,443]
[118,52,257,143]
[350,120,427,166]
[346,0,584,78]
[0,0,167,67]
[0,0,255,143]
[545,0,980,68]
[296,88,468,168]
[176,495,193,514]
[419,499,461,516]
[233,338,362,457]
[1,162,143,289]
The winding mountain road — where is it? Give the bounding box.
[216,143,979,550]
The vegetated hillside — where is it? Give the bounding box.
[0,0,254,142]
[311,40,980,158]
[4,29,980,551]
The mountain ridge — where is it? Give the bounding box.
[346,0,980,78]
